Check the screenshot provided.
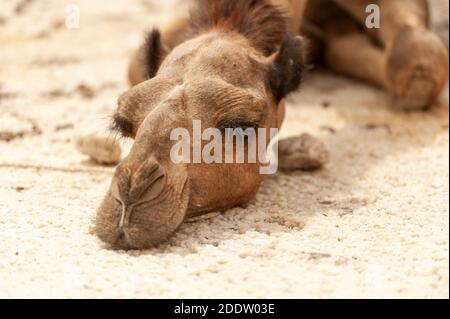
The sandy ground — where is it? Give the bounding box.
[0,0,449,298]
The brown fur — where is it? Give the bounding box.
[96,0,448,249]
[188,0,289,55]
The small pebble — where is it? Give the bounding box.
[75,135,122,165]
[278,133,330,171]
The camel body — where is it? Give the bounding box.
[144,0,447,110]
[97,0,448,249]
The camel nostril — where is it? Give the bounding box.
[129,161,167,204]
[111,160,167,205]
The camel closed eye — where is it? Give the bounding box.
[217,118,261,132]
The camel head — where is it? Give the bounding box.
[95,0,305,249]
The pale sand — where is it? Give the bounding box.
[0,0,448,298]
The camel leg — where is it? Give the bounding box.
[325,32,388,89]
[332,0,428,43]
[331,0,449,109]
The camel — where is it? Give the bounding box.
[94,0,449,249]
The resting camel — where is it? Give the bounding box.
[94,0,449,249]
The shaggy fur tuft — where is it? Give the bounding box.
[188,0,288,56]
[143,29,165,79]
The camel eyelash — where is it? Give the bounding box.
[217,118,260,132]
[111,113,134,138]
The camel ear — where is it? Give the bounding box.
[143,29,169,79]
[269,34,305,102]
